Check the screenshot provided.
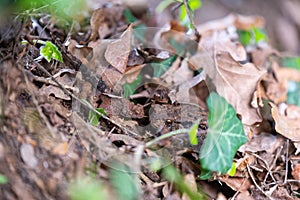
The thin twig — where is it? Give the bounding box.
[247,164,273,200]
[251,153,276,185]
[34,62,141,138]
[182,0,201,43]
[145,128,190,147]
[284,139,289,184]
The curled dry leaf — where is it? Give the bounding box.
[67,39,92,62]
[219,176,252,192]
[39,73,75,100]
[196,14,264,34]
[270,102,300,142]
[90,5,124,41]
[191,50,265,125]
[191,18,267,125]
[104,24,133,74]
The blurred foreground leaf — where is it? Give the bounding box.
[68,178,108,200]
[0,174,8,184]
[110,163,139,200]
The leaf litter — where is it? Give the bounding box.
[1,1,300,200]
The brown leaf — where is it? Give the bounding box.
[196,14,264,34]
[67,39,92,62]
[89,5,124,41]
[192,49,265,125]
[292,164,300,180]
[123,64,145,84]
[52,142,69,155]
[104,24,133,74]
[39,73,75,100]
[270,102,300,142]
[219,176,251,192]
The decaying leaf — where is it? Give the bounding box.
[90,5,124,41]
[270,102,300,142]
[105,24,133,74]
[191,20,266,125]
[192,50,265,125]
[52,142,69,155]
[39,73,75,100]
[196,14,265,34]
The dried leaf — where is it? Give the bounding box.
[39,73,75,100]
[105,24,133,74]
[270,102,300,142]
[52,142,69,155]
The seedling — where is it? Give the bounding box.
[22,40,63,63]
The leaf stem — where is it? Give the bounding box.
[182,0,201,43]
[145,128,190,147]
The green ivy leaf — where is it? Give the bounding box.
[88,108,106,126]
[40,41,63,63]
[199,92,247,177]
[281,57,300,71]
[238,28,268,46]
[189,119,200,145]
[123,74,143,98]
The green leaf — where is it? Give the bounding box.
[281,57,300,71]
[199,168,212,180]
[88,108,106,126]
[227,162,236,177]
[188,0,201,10]
[238,28,268,46]
[0,174,7,184]
[287,81,300,107]
[189,120,200,145]
[123,74,143,98]
[68,178,108,200]
[179,0,201,26]
[199,92,247,177]
[124,8,137,23]
[152,55,177,78]
[40,41,63,63]
[110,163,139,200]
[179,4,187,22]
